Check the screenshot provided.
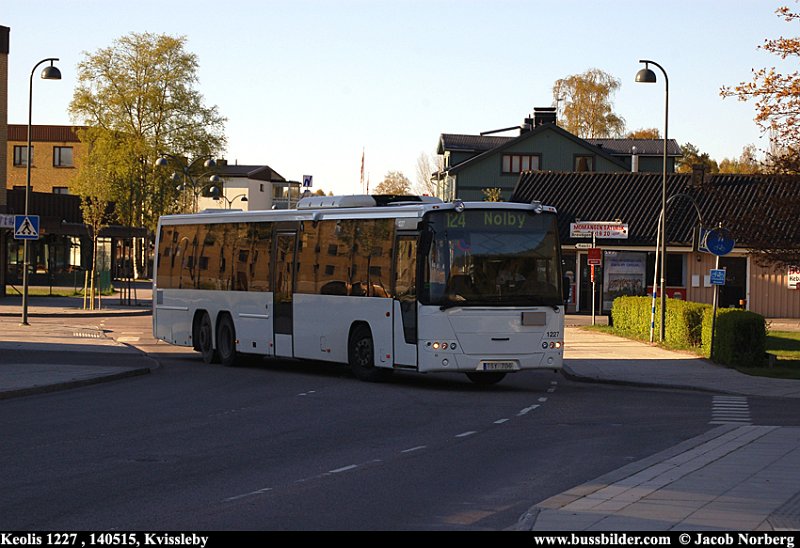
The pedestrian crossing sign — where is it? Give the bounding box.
[14,215,40,240]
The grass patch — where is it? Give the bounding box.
[767,330,800,361]
[735,331,800,379]
[4,287,115,298]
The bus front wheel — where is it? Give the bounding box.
[349,324,391,382]
[465,372,507,386]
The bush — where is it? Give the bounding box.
[611,296,708,348]
[665,300,708,349]
[702,308,767,367]
[610,297,767,367]
[611,296,652,340]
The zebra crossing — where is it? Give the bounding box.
[710,395,751,425]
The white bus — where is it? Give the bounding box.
[153,195,565,385]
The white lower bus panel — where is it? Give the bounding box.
[416,306,563,374]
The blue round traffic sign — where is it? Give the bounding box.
[705,227,735,256]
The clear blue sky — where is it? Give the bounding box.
[2,0,791,195]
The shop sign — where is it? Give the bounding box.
[789,266,800,289]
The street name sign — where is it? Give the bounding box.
[570,221,628,239]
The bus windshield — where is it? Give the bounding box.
[421,209,563,308]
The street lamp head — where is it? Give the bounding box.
[155,157,169,167]
[635,65,657,84]
[41,61,61,80]
[204,159,216,169]
[209,174,221,185]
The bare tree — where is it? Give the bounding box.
[413,151,441,196]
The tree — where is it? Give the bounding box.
[675,142,719,174]
[414,151,441,196]
[625,128,661,139]
[71,142,115,308]
[69,32,227,275]
[721,4,800,172]
[553,68,626,138]
[718,144,763,174]
[374,171,411,195]
[719,4,800,269]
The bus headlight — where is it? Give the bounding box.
[427,341,458,352]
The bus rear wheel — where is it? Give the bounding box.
[465,372,507,386]
[216,314,238,367]
[198,312,219,364]
[349,324,391,382]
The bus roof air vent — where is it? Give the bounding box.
[296,195,377,209]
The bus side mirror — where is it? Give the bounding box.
[562,276,571,304]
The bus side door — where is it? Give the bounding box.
[273,230,297,357]
[393,235,418,367]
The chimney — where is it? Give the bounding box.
[521,117,534,133]
[533,107,557,127]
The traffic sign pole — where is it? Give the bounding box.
[705,224,734,361]
[710,255,721,361]
[592,234,596,326]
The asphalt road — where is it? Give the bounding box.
[0,337,709,530]
[3,314,799,530]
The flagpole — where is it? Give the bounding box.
[360,147,365,193]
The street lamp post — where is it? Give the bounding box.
[213,192,248,209]
[636,59,669,342]
[155,155,220,213]
[21,58,61,326]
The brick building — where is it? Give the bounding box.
[5,124,86,193]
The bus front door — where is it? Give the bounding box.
[273,231,297,357]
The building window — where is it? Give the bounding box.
[53,146,74,167]
[53,187,69,195]
[574,155,595,172]
[501,154,540,174]
[13,146,32,167]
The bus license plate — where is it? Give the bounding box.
[480,361,517,371]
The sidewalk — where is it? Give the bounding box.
[2,293,800,531]
[0,287,155,399]
[512,321,800,531]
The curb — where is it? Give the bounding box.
[0,366,151,400]
[559,366,739,396]
[0,310,151,318]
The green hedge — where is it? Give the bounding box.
[610,296,766,366]
[611,296,706,348]
[701,308,767,367]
